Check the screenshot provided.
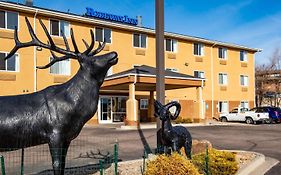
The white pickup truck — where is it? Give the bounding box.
[219,107,270,124]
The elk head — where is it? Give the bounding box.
[5,17,118,84]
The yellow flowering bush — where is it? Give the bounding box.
[145,152,201,175]
[192,148,238,175]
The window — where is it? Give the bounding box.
[240,75,248,86]
[95,27,111,43]
[133,33,147,48]
[240,50,247,61]
[194,71,205,78]
[50,19,70,37]
[0,10,18,30]
[218,47,227,59]
[0,52,19,72]
[166,68,178,72]
[218,101,228,113]
[50,57,70,75]
[219,73,228,85]
[140,99,148,109]
[165,39,177,52]
[240,101,249,110]
[194,43,204,56]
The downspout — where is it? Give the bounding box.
[134,74,137,122]
[33,9,38,92]
[201,79,204,120]
[211,42,217,119]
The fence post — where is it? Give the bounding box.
[21,148,24,175]
[142,149,147,174]
[205,144,209,175]
[99,160,103,175]
[0,155,6,175]
[114,142,118,175]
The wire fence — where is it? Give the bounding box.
[0,131,119,175]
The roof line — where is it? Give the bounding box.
[0,1,261,52]
[105,73,205,81]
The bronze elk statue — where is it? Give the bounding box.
[0,17,118,175]
[154,100,192,158]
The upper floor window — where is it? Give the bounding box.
[50,57,70,75]
[219,73,228,85]
[194,71,205,78]
[218,47,227,59]
[194,43,204,56]
[133,33,147,48]
[0,52,19,72]
[218,101,228,113]
[0,10,18,30]
[165,38,177,52]
[95,27,111,43]
[50,19,70,37]
[240,50,247,62]
[240,75,248,86]
[166,68,178,72]
[140,99,149,109]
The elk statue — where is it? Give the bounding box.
[0,17,118,175]
[154,100,192,158]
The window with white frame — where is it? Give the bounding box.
[194,71,205,78]
[140,99,149,109]
[166,68,178,72]
[240,101,249,110]
[0,10,18,30]
[0,52,19,72]
[194,43,204,56]
[218,101,228,113]
[165,38,177,52]
[218,47,227,59]
[240,50,247,61]
[50,57,70,75]
[219,73,228,85]
[95,27,111,43]
[133,33,146,48]
[240,75,248,86]
[50,19,70,37]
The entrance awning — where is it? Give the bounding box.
[101,65,205,92]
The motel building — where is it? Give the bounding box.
[0,1,260,126]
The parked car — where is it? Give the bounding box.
[256,107,281,123]
[219,107,269,124]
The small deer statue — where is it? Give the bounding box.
[154,100,192,158]
[0,17,118,175]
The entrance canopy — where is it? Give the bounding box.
[101,65,205,92]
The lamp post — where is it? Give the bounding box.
[155,0,165,147]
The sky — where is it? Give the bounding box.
[6,0,281,65]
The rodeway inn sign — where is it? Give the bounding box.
[85,7,138,26]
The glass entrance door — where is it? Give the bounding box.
[99,96,128,123]
[99,97,113,123]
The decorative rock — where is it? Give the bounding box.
[191,139,212,155]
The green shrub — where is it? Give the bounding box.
[145,152,201,175]
[192,149,238,175]
[174,117,193,124]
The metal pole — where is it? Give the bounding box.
[99,160,103,175]
[155,0,165,147]
[0,155,6,175]
[21,148,24,175]
[114,143,118,175]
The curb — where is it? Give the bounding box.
[235,151,265,175]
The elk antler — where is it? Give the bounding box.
[5,17,106,69]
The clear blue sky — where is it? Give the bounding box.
[7,0,281,65]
